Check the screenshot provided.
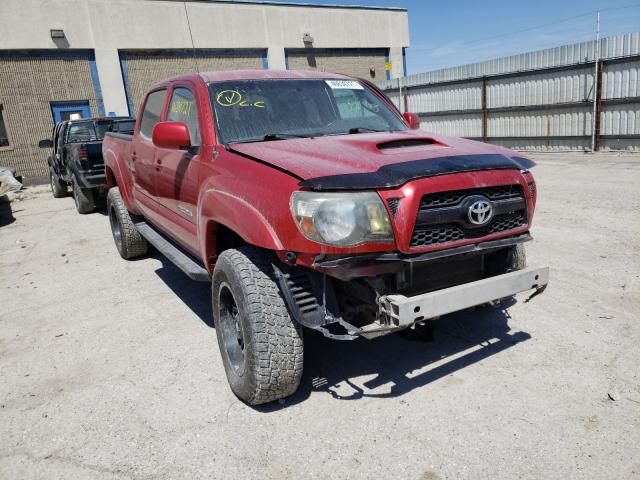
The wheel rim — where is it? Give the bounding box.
[218,282,246,375]
[109,205,122,249]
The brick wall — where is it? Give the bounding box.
[286,49,388,81]
[0,53,99,179]
[121,51,265,115]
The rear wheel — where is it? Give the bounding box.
[212,247,304,405]
[49,172,67,198]
[72,176,95,214]
[106,187,148,259]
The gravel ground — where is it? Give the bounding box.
[0,152,638,480]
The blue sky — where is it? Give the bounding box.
[262,0,640,74]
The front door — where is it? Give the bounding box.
[153,84,201,253]
[51,102,92,123]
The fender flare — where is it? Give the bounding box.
[198,188,284,272]
[103,147,137,212]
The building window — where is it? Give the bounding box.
[0,105,13,151]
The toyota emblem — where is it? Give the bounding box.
[468,199,493,225]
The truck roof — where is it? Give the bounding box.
[161,69,355,85]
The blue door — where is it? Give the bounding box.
[51,102,92,123]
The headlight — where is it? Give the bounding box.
[291,191,394,246]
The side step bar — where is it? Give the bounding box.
[135,222,210,282]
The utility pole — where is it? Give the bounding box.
[591,10,600,152]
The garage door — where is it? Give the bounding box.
[0,51,103,179]
[119,50,267,115]
[285,48,389,81]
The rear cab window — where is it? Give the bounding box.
[66,121,97,143]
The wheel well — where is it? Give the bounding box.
[204,221,247,270]
[216,223,246,254]
[105,166,117,188]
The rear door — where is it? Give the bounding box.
[131,89,167,200]
[152,83,202,252]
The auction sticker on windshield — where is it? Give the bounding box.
[325,80,364,90]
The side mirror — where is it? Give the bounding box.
[38,139,53,148]
[403,112,420,130]
[152,121,191,150]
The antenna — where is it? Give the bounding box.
[183,1,200,73]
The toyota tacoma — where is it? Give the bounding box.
[102,70,548,405]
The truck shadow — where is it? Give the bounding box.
[152,252,214,328]
[150,253,530,408]
[261,301,530,410]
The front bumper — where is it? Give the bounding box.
[362,266,549,339]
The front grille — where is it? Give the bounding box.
[418,184,522,210]
[411,185,527,248]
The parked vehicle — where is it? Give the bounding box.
[38,116,133,213]
[103,70,548,405]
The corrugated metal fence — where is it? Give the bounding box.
[378,33,640,151]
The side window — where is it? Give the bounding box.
[0,104,13,151]
[57,124,66,152]
[140,89,167,139]
[166,87,200,146]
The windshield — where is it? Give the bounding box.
[208,79,406,144]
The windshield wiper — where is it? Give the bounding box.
[347,127,387,134]
[233,133,314,144]
[263,133,314,141]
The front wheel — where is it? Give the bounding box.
[212,247,304,405]
[50,172,68,198]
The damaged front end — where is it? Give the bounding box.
[273,235,549,340]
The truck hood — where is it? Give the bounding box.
[228,130,533,190]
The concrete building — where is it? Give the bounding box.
[0,0,409,179]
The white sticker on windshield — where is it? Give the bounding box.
[325,80,364,90]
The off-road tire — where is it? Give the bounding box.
[485,243,527,308]
[507,243,527,270]
[212,247,304,405]
[72,176,95,214]
[106,187,148,259]
[50,171,68,198]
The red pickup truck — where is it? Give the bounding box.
[103,70,548,405]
